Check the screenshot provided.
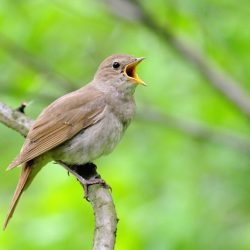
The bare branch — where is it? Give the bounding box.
[89,184,118,250]
[0,102,33,137]
[103,0,250,118]
[15,102,28,114]
[0,101,117,249]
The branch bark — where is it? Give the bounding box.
[0,102,118,250]
[89,184,118,250]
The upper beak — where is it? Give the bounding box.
[124,57,146,85]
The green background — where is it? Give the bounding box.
[1,0,250,249]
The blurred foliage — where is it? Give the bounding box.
[1,0,250,249]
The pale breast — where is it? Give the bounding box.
[51,109,125,165]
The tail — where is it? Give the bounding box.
[3,163,33,230]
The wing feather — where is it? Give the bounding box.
[8,86,106,170]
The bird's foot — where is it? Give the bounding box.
[56,160,110,200]
[78,176,110,200]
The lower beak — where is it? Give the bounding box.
[124,57,145,85]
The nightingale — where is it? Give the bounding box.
[3,54,145,229]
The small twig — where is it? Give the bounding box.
[0,101,118,250]
[15,102,28,114]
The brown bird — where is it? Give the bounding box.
[3,54,145,229]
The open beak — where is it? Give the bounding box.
[124,57,146,85]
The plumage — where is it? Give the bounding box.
[4,54,144,229]
[3,163,32,229]
[7,86,105,170]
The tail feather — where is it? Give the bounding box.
[3,164,32,230]
[7,156,22,171]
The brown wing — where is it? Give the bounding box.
[8,85,106,170]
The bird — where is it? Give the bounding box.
[3,54,145,230]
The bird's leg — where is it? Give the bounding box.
[56,160,110,199]
[74,162,111,199]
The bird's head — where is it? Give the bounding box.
[93,54,145,94]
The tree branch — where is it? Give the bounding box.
[89,184,118,250]
[0,101,117,250]
[103,0,250,118]
[0,102,32,137]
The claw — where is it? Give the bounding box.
[80,177,106,199]
[56,160,110,199]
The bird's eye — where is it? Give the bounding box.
[112,61,120,69]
